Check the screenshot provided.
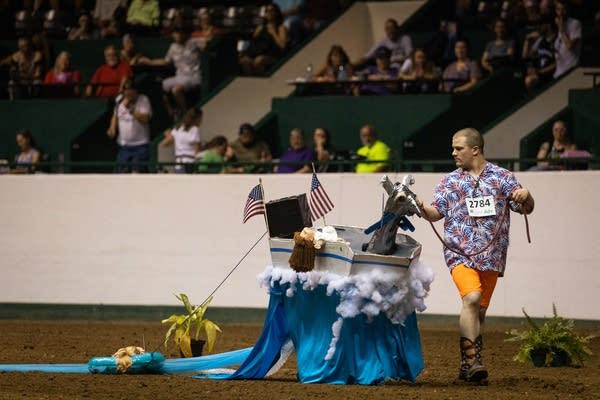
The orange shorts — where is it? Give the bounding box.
[451,264,499,308]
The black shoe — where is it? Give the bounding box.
[465,361,488,382]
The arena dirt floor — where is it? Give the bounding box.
[0,320,599,400]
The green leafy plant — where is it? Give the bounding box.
[161,294,222,358]
[506,304,594,367]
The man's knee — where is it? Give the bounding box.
[462,291,482,308]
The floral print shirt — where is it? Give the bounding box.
[431,162,522,276]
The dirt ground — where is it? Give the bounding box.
[0,320,599,400]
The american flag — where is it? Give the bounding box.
[242,184,265,223]
[309,172,334,221]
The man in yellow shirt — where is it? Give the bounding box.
[355,124,391,173]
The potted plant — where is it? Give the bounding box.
[161,293,222,358]
[506,304,594,367]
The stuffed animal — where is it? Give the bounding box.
[289,227,317,272]
[112,346,145,373]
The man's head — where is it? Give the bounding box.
[122,79,139,101]
[451,128,484,170]
[289,128,305,150]
[359,124,377,147]
[384,19,399,41]
[104,45,119,67]
[238,123,256,147]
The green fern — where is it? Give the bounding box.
[505,303,594,367]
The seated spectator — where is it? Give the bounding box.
[274,0,305,48]
[10,128,40,174]
[356,18,413,69]
[276,128,314,173]
[441,39,482,93]
[160,107,204,174]
[355,124,390,173]
[229,123,273,173]
[106,80,152,173]
[0,36,43,99]
[314,44,354,82]
[119,34,149,67]
[191,9,222,51]
[198,136,229,174]
[354,46,399,96]
[303,0,341,32]
[312,127,336,172]
[425,20,463,69]
[86,45,132,99]
[43,51,81,97]
[399,48,441,93]
[239,3,288,76]
[553,0,581,79]
[93,0,128,38]
[530,119,580,170]
[481,18,515,74]
[136,28,201,119]
[68,12,100,40]
[522,18,557,93]
[126,0,160,35]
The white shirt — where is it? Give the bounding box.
[171,125,201,159]
[116,94,152,146]
[553,17,581,78]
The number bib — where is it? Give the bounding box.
[466,195,496,217]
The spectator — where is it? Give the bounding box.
[119,34,148,67]
[93,0,127,38]
[426,20,463,69]
[273,0,305,48]
[0,36,43,99]
[481,18,515,74]
[276,128,314,173]
[197,135,228,174]
[356,18,413,69]
[159,107,203,174]
[522,18,557,93]
[67,12,100,40]
[85,44,133,99]
[399,48,441,93]
[303,0,341,32]
[191,9,222,51]
[354,46,399,96]
[239,3,288,76]
[106,80,152,173]
[126,0,160,35]
[10,128,40,174]
[137,27,201,119]
[43,50,81,97]
[355,124,390,173]
[312,127,336,172]
[314,44,354,82]
[229,123,273,173]
[530,119,578,170]
[441,39,482,93]
[553,0,581,78]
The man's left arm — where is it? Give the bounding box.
[511,188,535,215]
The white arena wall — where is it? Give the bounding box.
[1,171,599,320]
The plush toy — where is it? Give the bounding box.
[289,227,317,272]
[112,346,145,373]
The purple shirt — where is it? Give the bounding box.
[431,162,523,276]
[278,147,314,173]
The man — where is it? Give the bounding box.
[229,123,272,173]
[107,80,152,173]
[276,128,313,173]
[356,18,413,68]
[355,124,390,173]
[416,128,534,382]
[86,44,132,99]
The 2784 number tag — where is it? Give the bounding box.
[466,195,496,217]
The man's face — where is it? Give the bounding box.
[104,48,118,66]
[451,135,476,170]
[360,127,375,146]
[239,129,255,146]
[289,131,304,150]
[384,21,398,40]
[124,87,138,102]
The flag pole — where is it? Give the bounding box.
[259,177,271,237]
